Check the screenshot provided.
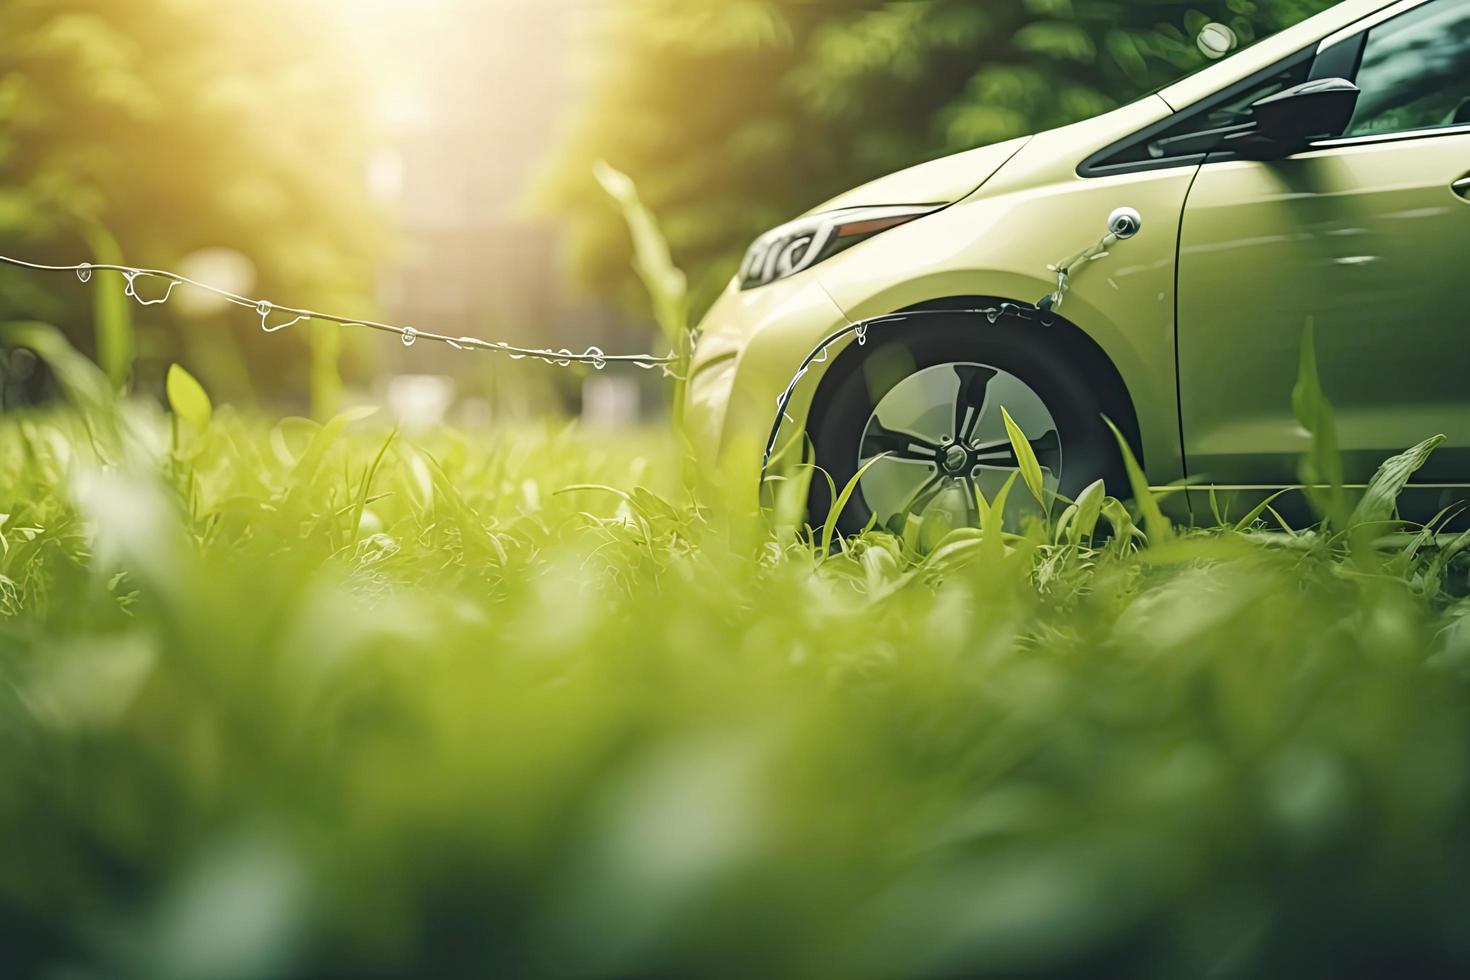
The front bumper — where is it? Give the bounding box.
[684,276,851,488]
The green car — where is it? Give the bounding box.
[684,0,1470,533]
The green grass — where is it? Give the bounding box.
[4,332,1470,978]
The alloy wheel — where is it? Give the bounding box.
[857,362,1063,534]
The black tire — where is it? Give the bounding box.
[805,312,1132,536]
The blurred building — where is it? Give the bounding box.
[341,0,648,420]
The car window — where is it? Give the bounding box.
[1346,0,1470,136]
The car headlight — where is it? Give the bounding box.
[738,204,939,291]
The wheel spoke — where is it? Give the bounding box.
[897,470,946,517]
[972,428,1062,472]
[862,421,942,462]
[952,364,998,444]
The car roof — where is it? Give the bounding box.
[1159,0,1406,110]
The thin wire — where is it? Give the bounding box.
[0,253,683,375]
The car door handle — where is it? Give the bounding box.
[1455,176,1470,199]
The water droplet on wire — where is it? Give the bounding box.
[1,250,685,375]
[257,300,284,333]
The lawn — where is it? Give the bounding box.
[3,329,1470,978]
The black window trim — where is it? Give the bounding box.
[1077,48,1316,178]
[1308,32,1367,82]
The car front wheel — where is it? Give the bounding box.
[806,313,1129,539]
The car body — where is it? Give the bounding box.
[684,0,1470,530]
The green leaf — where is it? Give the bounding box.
[1291,319,1349,528]
[1054,503,1077,545]
[1001,406,1047,508]
[1069,478,1106,545]
[1427,524,1470,585]
[594,161,691,429]
[780,468,822,547]
[285,406,378,507]
[1104,416,1170,544]
[973,480,992,528]
[1231,488,1294,533]
[82,224,135,391]
[166,364,212,432]
[310,320,343,421]
[1291,320,1322,429]
[982,471,1020,563]
[594,161,688,354]
[349,426,397,545]
[861,535,905,594]
[1349,435,1446,529]
[917,482,974,555]
[1014,22,1096,62]
[922,527,985,575]
[821,453,889,555]
[1101,497,1140,545]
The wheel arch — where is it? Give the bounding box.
[804,295,1146,471]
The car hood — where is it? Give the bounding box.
[808,136,1031,214]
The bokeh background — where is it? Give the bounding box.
[0,0,1334,425]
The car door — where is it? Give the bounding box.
[1176,0,1470,516]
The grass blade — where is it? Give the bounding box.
[821,454,888,555]
[982,471,1019,563]
[1291,318,1350,529]
[1231,488,1294,533]
[1103,416,1170,545]
[1001,406,1046,508]
[82,224,135,391]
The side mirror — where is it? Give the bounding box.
[1227,77,1361,159]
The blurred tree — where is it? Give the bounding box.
[541,0,1335,318]
[0,0,386,406]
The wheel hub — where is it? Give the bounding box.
[940,442,969,474]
